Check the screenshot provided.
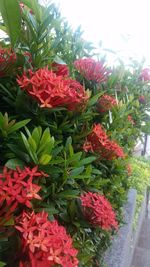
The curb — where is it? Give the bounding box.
[104,189,147,267]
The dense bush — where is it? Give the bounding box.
[129,157,150,229]
[0,1,150,266]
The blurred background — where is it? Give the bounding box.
[44,0,150,66]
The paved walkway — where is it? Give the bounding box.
[131,199,150,267]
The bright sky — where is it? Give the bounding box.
[52,0,150,66]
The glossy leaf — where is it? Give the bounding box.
[0,0,21,46]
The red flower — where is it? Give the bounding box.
[52,62,69,77]
[97,94,117,112]
[128,115,135,125]
[0,166,47,225]
[139,95,146,104]
[74,58,110,83]
[139,68,150,81]
[80,192,118,230]
[83,124,125,160]
[17,67,88,111]
[15,211,78,267]
[0,47,16,77]
[127,164,132,176]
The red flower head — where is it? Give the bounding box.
[127,115,135,125]
[83,124,125,160]
[139,68,150,81]
[17,67,88,111]
[74,58,110,83]
[97,94,117,112]
[52,62,69,77]
[0,166,47,225]
[139,95,146,104]
[15,211,78,267]
[0,47,16,77]
[80,192,118,230]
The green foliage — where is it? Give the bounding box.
[19,126,54,165]
[0,112,30,137]
[129,157,150,229]
[0,0,21,46]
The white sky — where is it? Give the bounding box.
[52,0,150,66]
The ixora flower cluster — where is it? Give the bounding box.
[80,192,118,230]
[0,166,46,225]
[83,124,125,160]
[0,47,16,77]
[97,94,117,113]
[17,67,89,111]
[74,58,110,83]
[15,211,78,267]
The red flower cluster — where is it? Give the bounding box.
[52,62,69,77]
[80,192,118,230]
[0,166,46,225]
[139,68,150,81]
[74,58,110,83]
[17,67,88,111]
[127,115,135,125]
[97,94,117,112]
[15,211,78,267]
[0,47,16,77]
[139,95,146,104]
[83,124,125,160]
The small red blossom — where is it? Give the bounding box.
[17,67,88,111]
[80,192,118,230]
[0,166,47,225]
[74,58,110,83]
[127,164,132,176]
[97,94,117,112]
[128,115,135,125]
[15,211,78,267]
[139,68,150,81]
[0,47,16,77]
[139,95,146,104]
[83,124,125,160]
[52,62,69,77]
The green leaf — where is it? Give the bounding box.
[87,92,104,107]
[70,166,84,177]
[78,156,96,166]
[21,0,41,22]
[67,152,82,165]
[0,0,21,46]
[4,218,14,226]
[57,190,80,199]
[0,262,6,267]
[5,158,25,170]
[39,154,52,165]
[32,126,42,147]
[7,119,30,134]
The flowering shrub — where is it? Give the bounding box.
[0,1,150,266]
